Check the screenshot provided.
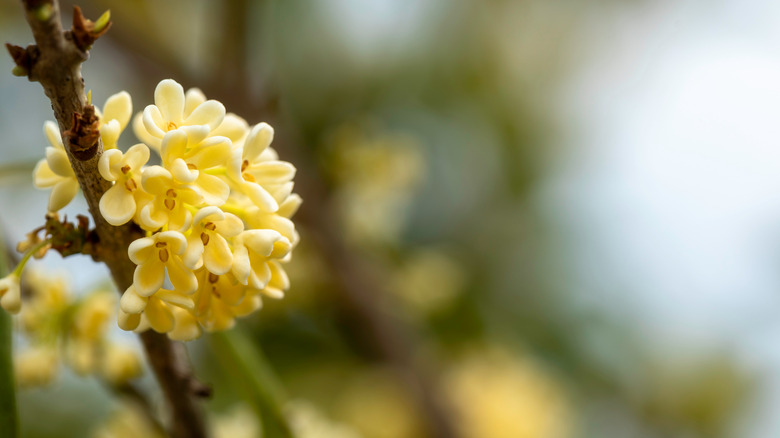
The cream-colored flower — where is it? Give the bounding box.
[183,206,244,275]
[159,129,231,206]
[72,291,115,341]
[102,344,143,384]
[32,121,79,212]
[21,270,69,330]
[99,143,151,226]
[444,348,574,438]
[228,123,296,212]
[139,166,202,231]
[193,270,263,332]
[0,273,21,314]
[139,79,226,150]
[168,305,202,341]
[180,87,250,144]
[128,231,198,296]
[232,230,292,291]
[119,285,194,334]
[97,91,132,150]
[15,347,58,387]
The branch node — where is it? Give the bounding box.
[190,380,212,399]
[5,43,38,80]
[70,6,112,51]
[64,105,100,160]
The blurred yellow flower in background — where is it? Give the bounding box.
[15,268,143,386]
[444,347,574,438]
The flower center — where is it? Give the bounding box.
[123,178,138,192]
[200,222,216,246]
[208,273,221,298]
[155,241,169,262]
[164,189,177,210]
[167,121,178,131]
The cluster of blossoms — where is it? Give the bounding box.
[23,79,300,340]
[15,269,141,387]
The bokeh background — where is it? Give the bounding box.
[2,0,780,437]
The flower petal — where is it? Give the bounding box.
[195,173,229,206]
[192,206,224,225]
[248,260,272,290]
[183,235,204,269]
[99,183,136,226]
[242,181,279,212]
[244,123,274,161]
[98,148,123,181]
[117,310,141,331]
[168,307,201,341]
[143,105,167,138]
[32,159,60,188]
[184,88,206,117]
[48,178,79,212]
[277,193,302,219]
[187,137,232,170]
[242,229,283,257]
[46,147,73,177]
[134,260,165,296]
[120,286,148,314]
[133,112,161,152]
[167,257,198,295]
[145,298,174,333]
[267,260,290,291]
[156,289,195,310]
[231,244,250,285]
[124,144,150,170]
[158,231,188,255]
[99,119,120,149]
[169,158,198,183]
[183,100,225,130]
[212,113,248,143]
[217,213,244,237]
[246,161,296,185]
[43,121,62,148]
[141,165,173,194]
[161,129,188,167]
[155,79,185,124]
[128,237,155,264]
[204,235,232,275]
[102,91,132,131]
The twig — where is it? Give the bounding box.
[6,2,208,437]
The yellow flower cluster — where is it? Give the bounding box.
[15,269,142,387]
[95,79,301,340]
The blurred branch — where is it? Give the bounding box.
[7,2,208,437]
[0,233,19,438]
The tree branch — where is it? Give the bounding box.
[7,2,208,437]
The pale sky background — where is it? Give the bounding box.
[543,0,780,436]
